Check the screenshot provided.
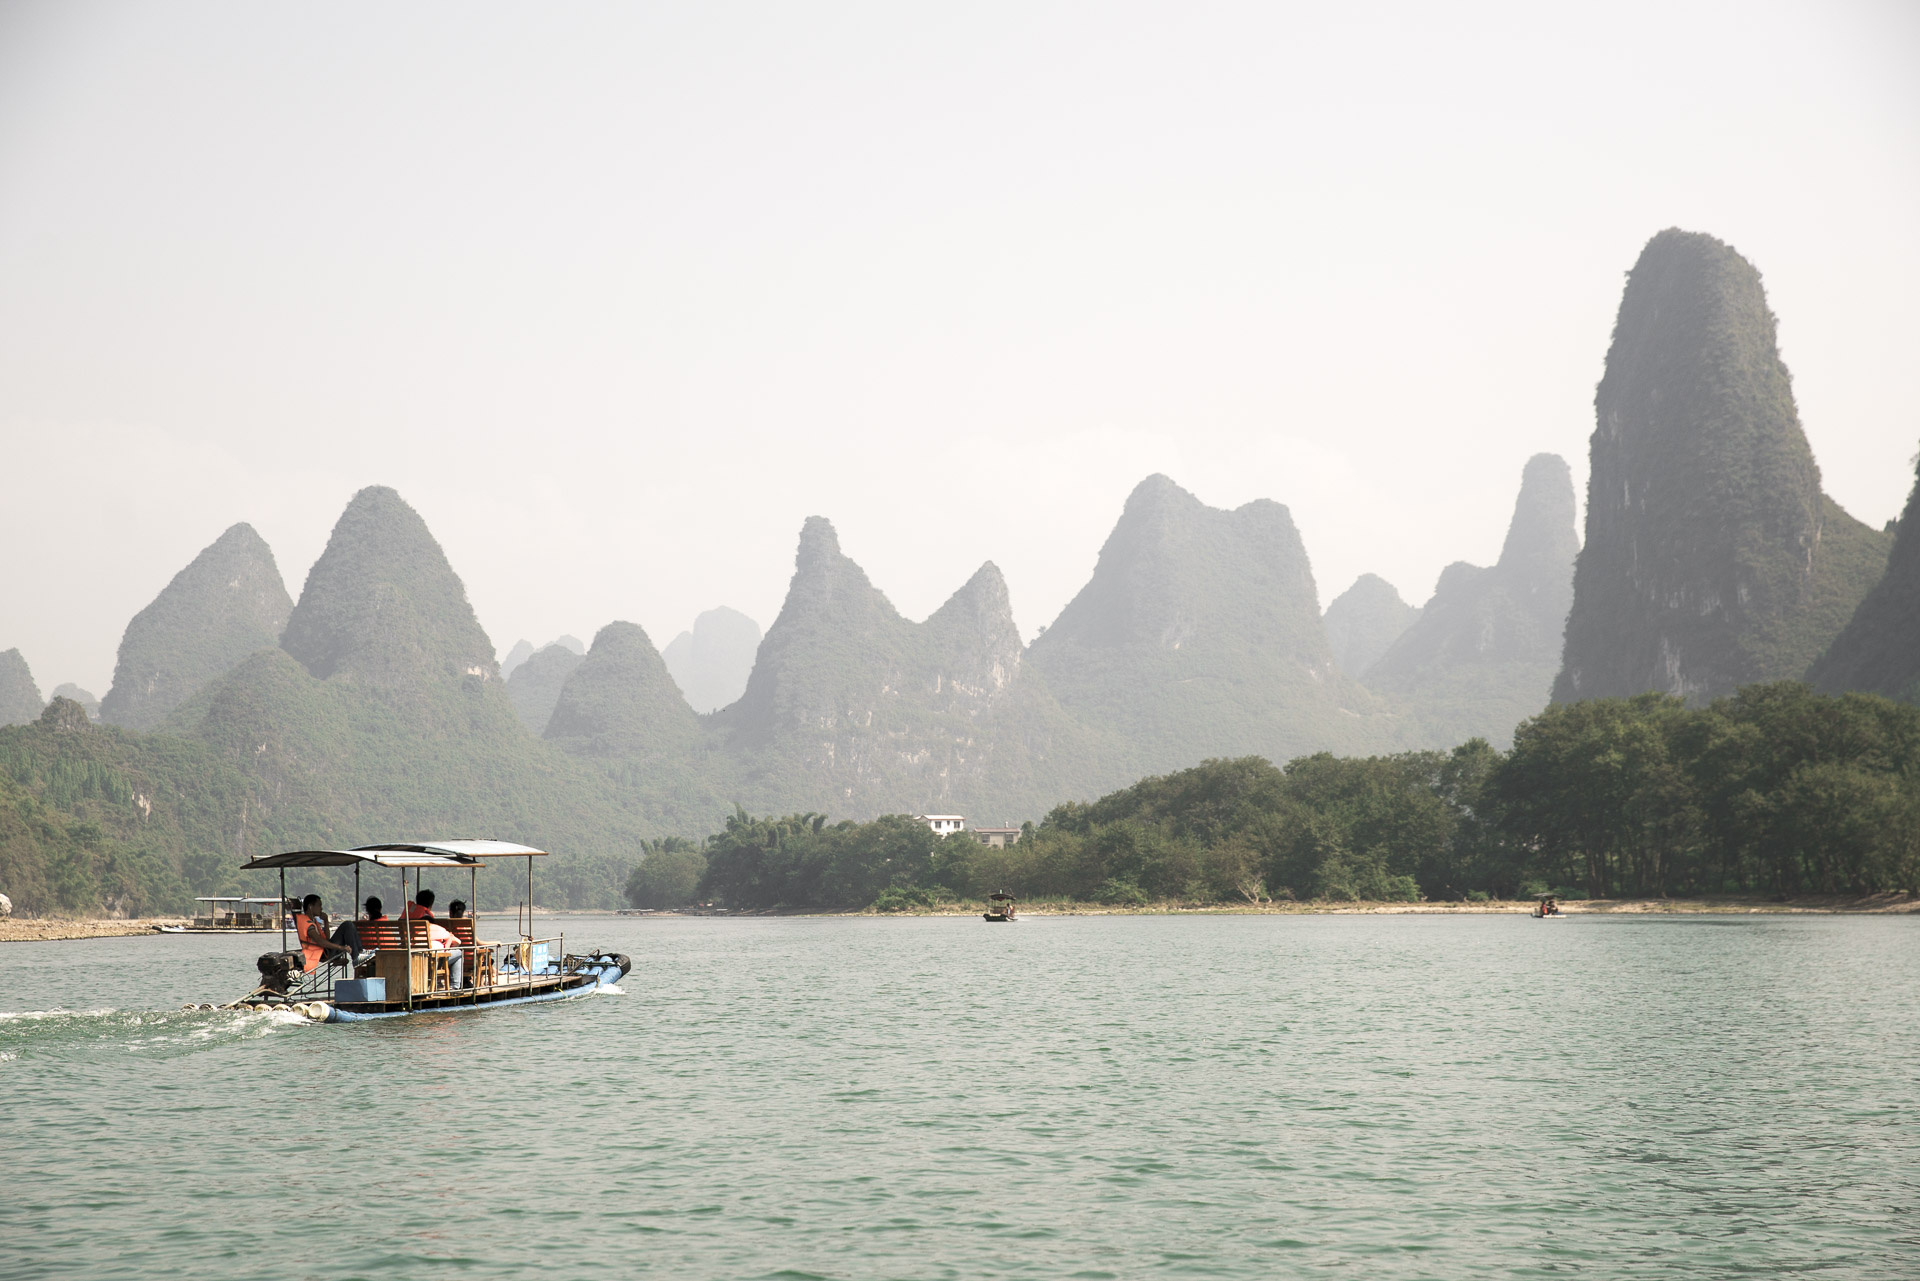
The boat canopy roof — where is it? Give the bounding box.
[352,840,547,859]
[242,849,484,870]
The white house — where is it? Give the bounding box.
[915,814,967,837]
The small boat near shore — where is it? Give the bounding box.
[211,841,628,1023]
[161,896,287,932]
[983,891,1017,923]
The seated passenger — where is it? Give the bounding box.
[424,916,466,989]
[403,889,436,920]
[294,894,352,972]
[329,896,387,955]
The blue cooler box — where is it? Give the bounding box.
[333,977,386,1003]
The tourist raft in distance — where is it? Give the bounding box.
[984,891,1017,923]
[153,896,285,933]
[212,840,628,1023]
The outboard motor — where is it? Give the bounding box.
[256,950,303,994]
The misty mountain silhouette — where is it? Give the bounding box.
[100,522,291,731]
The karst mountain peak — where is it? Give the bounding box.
[279,485,499,689]
[1553,228,1889,704]
[100,521,293,730]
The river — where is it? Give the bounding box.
[3,913,1917,1278]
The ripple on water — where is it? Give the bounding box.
[1,914,1918,1279]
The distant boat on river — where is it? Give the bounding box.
[984,891,1016,923]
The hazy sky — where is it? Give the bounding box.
[3,1,1917,698]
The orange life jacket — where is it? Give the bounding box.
[403,903,433,920]
[293,912,323,972]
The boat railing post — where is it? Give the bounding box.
[404,867,414,1013]
[278,869,287,954]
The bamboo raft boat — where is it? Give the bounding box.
[213,841,629,1023]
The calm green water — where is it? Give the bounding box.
[3,914,1918,1279]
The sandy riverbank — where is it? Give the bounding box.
[647,892,1920,919]
[0,917,191,943]
[8,893,1918,941]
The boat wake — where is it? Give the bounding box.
[594,983,627,996]
[0,1004,310,1061]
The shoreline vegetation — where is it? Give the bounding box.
[10,891,1919,943]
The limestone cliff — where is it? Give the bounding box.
[1323,575,1419,676]
[101,522,292,730]
[545,622,702,757]
[1365,453,1577,747]
[0,649,43,727]
[661,607,763,714]
[1809,453,1920,703]
[280,486,498,690]
[1554,229,1889,704]
[507,644,585,733]
[1026,474,1376,775]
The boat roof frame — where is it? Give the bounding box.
[241,849,484,870]
[351,840,548,859]
[241,840,549,871]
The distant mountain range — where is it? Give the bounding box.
[4,224,1914,916]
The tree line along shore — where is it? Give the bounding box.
[617,681,1920,915]
[9,892,1919,946]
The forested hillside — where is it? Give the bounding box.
[642,681,1920,912]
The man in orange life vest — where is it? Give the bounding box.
[403,890,436,920]
[293,894,351,973]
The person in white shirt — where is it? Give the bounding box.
[424,917,465,988]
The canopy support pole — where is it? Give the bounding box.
[404,867,414,1012]
[279,869,287,953]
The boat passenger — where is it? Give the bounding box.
[294,895,352,972]
[329,896,386,955]
[403,890,436,920]
[425,916,466,989]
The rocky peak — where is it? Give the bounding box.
[661,607,763,714]
[923,561,1024,699]
[545,621,701,755]
[1497,454,1579,597]
[1553,229,1889,703]
[0,648,43,727]
[36,696,93,735]
[1035,475,1326,660]
[506,643,586,733]
[1323,574,1420,676]
[101,521,293,729]
[1808,452,1920,702]
[280,486,498,688]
